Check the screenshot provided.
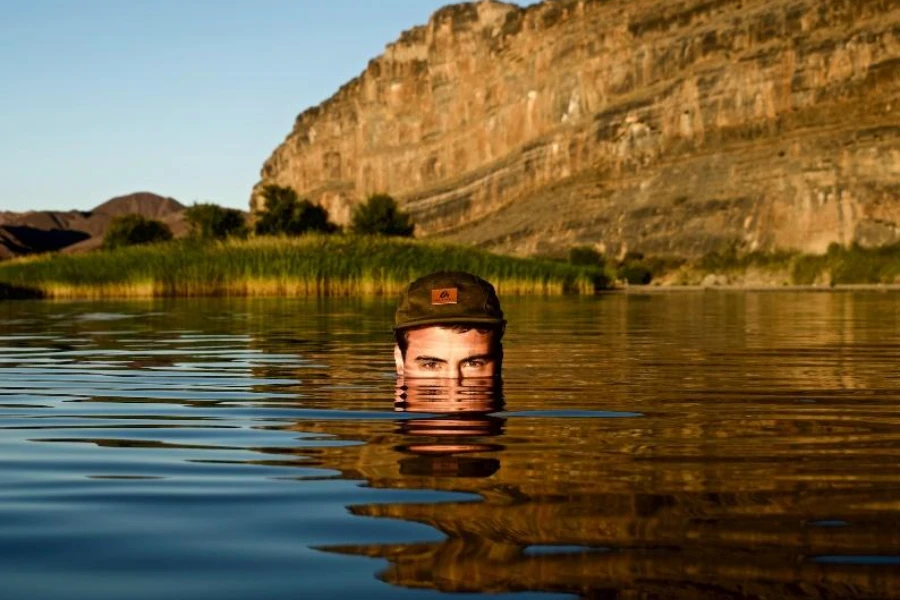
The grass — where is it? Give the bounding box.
[698,246,798,274]
[0,235,608,299]
[686,242,900,285]
[791,243,900,285]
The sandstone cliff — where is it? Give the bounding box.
[253,0,900,257]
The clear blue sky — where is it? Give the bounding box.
[0,0,472,212]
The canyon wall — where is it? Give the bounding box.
[253,0,900,257]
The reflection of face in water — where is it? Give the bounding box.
[393,325,503,379]
[394,377,505,478]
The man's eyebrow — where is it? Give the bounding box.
[462,353,495,362]
[414,355,447,363]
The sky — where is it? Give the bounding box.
[0,0,471,212]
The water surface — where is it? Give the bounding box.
[3,293,900,599]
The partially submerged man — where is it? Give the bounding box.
[392,272,506,476]
[393,271,505,381]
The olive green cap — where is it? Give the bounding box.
[394,271,505,331]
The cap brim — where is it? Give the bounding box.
[393,316,507,331]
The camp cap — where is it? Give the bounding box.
[394,271,505,331]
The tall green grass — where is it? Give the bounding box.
[692,242,900,285]
[0,236,607,299]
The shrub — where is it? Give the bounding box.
[698,243,740,272]
[618,261,653,285]
[792,254,827,285]
[790,242,900,285]
[103,214,173,250]
[569,245,605,267]
[254,185,338,236]
[185,203,247,240]
[350,194,414,237]
[832,243,891,284]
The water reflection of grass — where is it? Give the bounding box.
[0,236,606,298]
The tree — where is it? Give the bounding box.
[185,203,247,240]
[350,194,414,237]
[103,214,173,250]
[254,185,338,236]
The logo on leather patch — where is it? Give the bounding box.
[431,288,458,305]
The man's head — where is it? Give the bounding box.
[393,271,505,379]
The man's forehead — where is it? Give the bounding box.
[406,325,493,344]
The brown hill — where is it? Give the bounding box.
[92,192,185,221]
[0,192,187,259]
[253,0,900,258]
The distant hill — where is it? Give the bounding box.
[92,192,185,221]
[0,192,188,259]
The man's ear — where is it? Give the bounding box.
[394,345,404,376]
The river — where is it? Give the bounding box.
[2,292,900,599]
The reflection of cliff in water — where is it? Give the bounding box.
[290,380,900,598]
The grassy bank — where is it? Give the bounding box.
[0,236,606,299]
[790,243,900,285]
[643,243,900,286]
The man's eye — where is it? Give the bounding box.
[421,361,440,370]
[463,359,486,368]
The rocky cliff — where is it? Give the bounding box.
[253,0,900,257]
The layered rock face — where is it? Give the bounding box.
[254,0,900,257]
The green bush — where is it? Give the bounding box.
[698,244,739,272]
[185,203,247,240]
[569,245,605,267]
[618,261,653,285]
[254,185,339,236]
[831,242,900,284]
[350,194,414,237]
[789,242,900,285]
[103,214,173,250]
[791,254,827,285]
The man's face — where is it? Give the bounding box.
[395,326,500,379]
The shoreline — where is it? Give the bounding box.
[611,283,900,293]
[5,283,900,302]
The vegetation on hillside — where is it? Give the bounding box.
[7,181,900,297]
[791,243,900,285]
[254,185,339,236]
[568,246,604,268]
[567,246,663,285]
[0,236,607,298]
[599,242,900,286]
[350,194,414,237]
[185,203,247,240]
[102,214,173,250]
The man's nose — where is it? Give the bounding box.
[449,370,463,388]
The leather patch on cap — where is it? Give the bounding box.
[431,288,458,305]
